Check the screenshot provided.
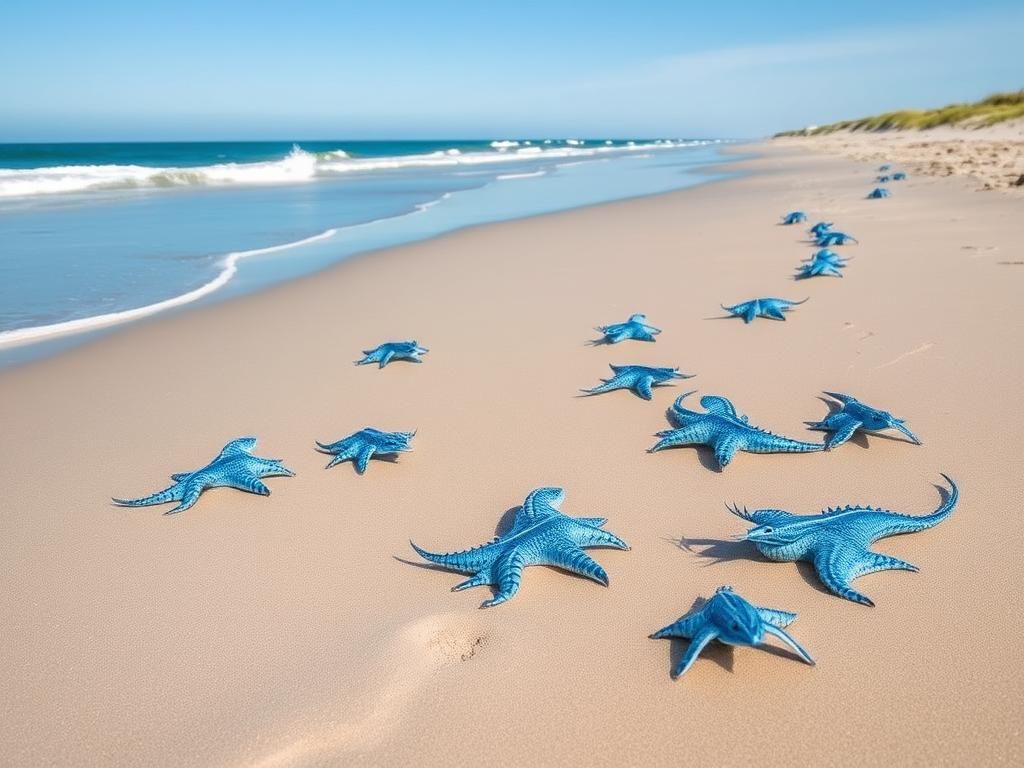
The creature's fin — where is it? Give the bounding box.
[170,472,191,482]
[763,624,816,666]
[354,448,374,475]
[452,573,491,592]
[575,517,607,527]
[544,547,609,586]
[823,414,862,450]
[699,395,738,418]
[216,437,258,459]
[822,391,855,404]
[165,484,203,515]
[763,305,787,321]
[672,627,718,679]
[112,484,184,508]
[712,436,740,469]
[852,552,919,579]
[813,546,875,606]
[636,376,654,401]
[650,611,703,640]
[743,303,758,324]
[482,551,526,607]
[377,350,395,369]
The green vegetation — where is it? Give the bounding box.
[776,89,1024,136]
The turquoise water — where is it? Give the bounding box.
[0,139,734,366]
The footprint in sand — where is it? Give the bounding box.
[248,613,488,766]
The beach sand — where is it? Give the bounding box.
[775,120,1024,192]
[1,145,1022,767]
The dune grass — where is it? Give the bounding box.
[777,90,1024,136]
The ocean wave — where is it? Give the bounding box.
[0,140,715,199]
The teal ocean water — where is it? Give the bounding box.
[0,138,733,366]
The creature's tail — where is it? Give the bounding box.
[112,486,180,507]
[409,541,491,574]
[902,474,959,532]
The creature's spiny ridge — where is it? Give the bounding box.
[355,340,429,368]
[410,487,629,607]
[580,364,693,400]
[593,313,661,344]
[807,391,921,450]
[730,475,958,606]
[113,437,295,515]
[651,586,815,679]
[316,427,415,473]
[721,297,808,323]
[649,392,824,470]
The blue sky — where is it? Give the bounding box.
[1,0,1020,141]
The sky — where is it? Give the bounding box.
[0,0,1020,141]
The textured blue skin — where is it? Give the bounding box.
[795,250,847,279]
[113,437,295,515]
[877,175,891,183]
[355,340,429,368]
[650,586,815,679]
[892,172,907,181]
[807,391,921,450]
[781,211,807,224]
[867,187,891,199]
[581,364,693,400]
[808,221,833,238]
[649,392,823,469]
[721,297,807,323]
[316,427,415,473]
[816,231,858,246]
[593,313,661,344]
[730,474,958,606]
[411,487,629,607]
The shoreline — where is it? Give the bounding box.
[0,143,738,366]
[2,143,1021,766]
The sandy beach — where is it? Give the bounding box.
[1,144,1022,767]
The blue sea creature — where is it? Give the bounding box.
[721,297,807,323]
[892,172,907,181]
[411,487,629,607]
[781,211,807,224]
[113,437,295,515]
[808,221,833,238]
[649,392,823,470]
[593,313,661,344]
[650,586,815,679]
[816,231,858,246]
[877,175,891,183]
[355,340,429,368]
[581,364,692,400]
[878,164,891,171]
[867,187,890,199]
[729,474,958,606]
[807,391,920,450]
[795,250,847,279]
[316,427,415,473]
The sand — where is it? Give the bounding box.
[776,120,1024,192]
[1,145,1022,767]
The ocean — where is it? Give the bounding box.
[0,138,733,366]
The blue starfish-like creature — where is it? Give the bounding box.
[892,172,907,181]
[581,364,693,400]
[721,297,807,323]
[878,164,891,171]
[113,437,295,515]
[649,392,823,469]
[867,187,890,199]
[355,340,429,368]
[650,586,815,679]
[795,250,847,279]
[781,211,807,224]
[807,391,921,450]
[410,487,629,607]
[593,313,661,344]
[316,427,415,473]
[808,221,833,238]
[729,474,958,606]
[877,175,891,183]
[816,231,858,246]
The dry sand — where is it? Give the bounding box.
[776,120,1024,192]
[1,145,1023,767]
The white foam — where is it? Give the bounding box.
[0,228,335,349]
[495,170,547,181]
